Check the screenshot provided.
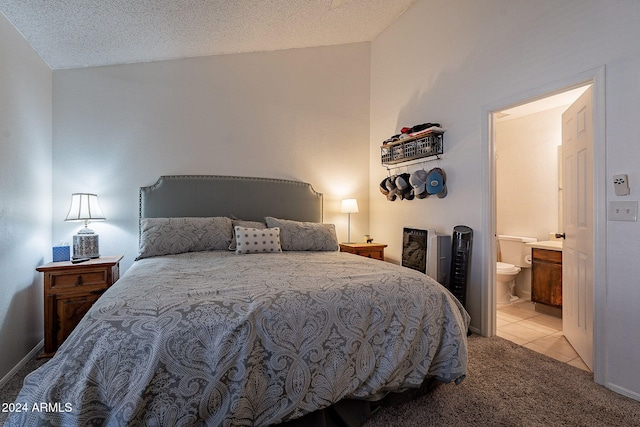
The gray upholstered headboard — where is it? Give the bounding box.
[139,175,323,223]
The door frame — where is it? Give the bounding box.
[481,66,606,385]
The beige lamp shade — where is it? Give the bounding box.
[65,193,105,229]
[340,198,359,214]
[340,198,358,243]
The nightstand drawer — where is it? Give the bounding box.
[356,249,384,260]
[339,243,387,261]
[49,270,109,289]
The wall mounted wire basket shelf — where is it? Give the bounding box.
[381,130,444,165]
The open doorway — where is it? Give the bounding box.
[482,66,607,384]
[494,86,590,370]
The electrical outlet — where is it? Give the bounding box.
[608,201,638,221]
[613,174,630,196]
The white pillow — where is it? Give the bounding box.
[228,219,266,250]
[235,226,282,254]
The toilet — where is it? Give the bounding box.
[496,235,537,304]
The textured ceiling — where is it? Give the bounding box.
[1,0,417,69]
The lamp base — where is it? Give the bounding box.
[73,233,100,259]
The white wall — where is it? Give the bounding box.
[496,107,564,298]
[0,15,52,381]
[52,43,371,273]
[496,107,564,241]
[370,0,640,398]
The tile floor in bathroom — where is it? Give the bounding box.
[497,298,591,372]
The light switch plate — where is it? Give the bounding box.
[608,201,638,221]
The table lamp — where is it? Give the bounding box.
[340,198,359,244]
[65,193,106,259]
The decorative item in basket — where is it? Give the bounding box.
[381,124,444,166]
[382,123,442,145]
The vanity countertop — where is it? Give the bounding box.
[526,240,563,251]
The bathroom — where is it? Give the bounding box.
[495,87,589,310]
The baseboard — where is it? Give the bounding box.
[534,302,562,318]
[0,339,44,389]
[606,382,640,402]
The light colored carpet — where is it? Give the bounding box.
[365,335,640,426]
[2,335,639,426]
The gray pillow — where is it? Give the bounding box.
[137,217,232,260]
[229,219,266,250]
[265,217,338,251]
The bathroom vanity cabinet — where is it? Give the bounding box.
[531,248,562,308]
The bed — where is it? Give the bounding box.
[8,175,470,427]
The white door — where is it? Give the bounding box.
[562,86,594,370]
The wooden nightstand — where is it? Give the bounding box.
[37,255,123,357]
[339,243,388,261]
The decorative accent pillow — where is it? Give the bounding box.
[137,217,233,260]
[235,226,282,254]
[265,217,338,251]
[229,219,266,250]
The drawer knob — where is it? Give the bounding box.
[75,275,83,286]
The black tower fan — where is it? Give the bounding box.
[448,225,473,308]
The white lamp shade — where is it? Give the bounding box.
[340,198,359,214]
[65,193,106,222]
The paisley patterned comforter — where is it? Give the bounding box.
[8,251,470,426]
